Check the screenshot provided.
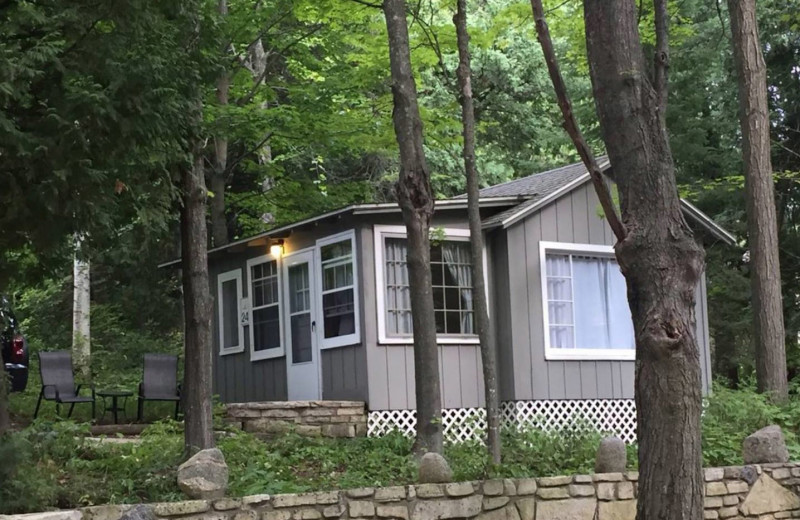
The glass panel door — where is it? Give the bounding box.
[283,249,320,400]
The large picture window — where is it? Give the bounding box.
[217,269,244,355]
[247,255,283,360]
[375,226,478,344]
[316,231,360,349]
[540,241,634,360]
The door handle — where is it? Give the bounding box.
[311,320,316,331]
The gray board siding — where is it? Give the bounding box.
[362,213,487,411]
[209,215,370,403]
[503,180,712,400]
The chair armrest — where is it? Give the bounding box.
[75,383,97,400]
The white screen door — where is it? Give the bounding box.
[284,249,321,400]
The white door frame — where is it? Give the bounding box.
[283,247,322,400]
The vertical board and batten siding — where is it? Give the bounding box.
[505,180,712,401]
[361,219,486,411]
[210,249,287,403]
[209,217,369,404]
[491,231,515,402]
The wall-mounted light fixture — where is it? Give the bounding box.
[270,239,284,258]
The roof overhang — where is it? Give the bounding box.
[483,172,737,246]
[157,196,523,268]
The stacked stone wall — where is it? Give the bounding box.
[224,401,367,439]
[7,463,800,520]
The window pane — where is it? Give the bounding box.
[289,264,310,313]
[291,313,313,363]
[221,279,239,349]
[321,239,352,262]
[253,306,280,351]
[545,252,634,352]
[323,288,355,338]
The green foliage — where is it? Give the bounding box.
[702,383,800,466]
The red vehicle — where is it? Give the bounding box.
[1,296,28,392]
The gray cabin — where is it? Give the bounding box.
[171,160,734,440]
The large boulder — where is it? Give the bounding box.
[595,436,626,473]
[743,425,790,464]
[418,452,453,483]
[177,447,229,499]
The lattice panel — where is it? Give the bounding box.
[368,399,637,444]
[501,399,637,443]
[367,408,487,443]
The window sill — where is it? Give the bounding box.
[251,349,284,362]
[544,349,635,361]
[379,335,480,346]
[220,347,245,356]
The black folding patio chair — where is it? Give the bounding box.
[34,351,95,419]
[137,353,181,421]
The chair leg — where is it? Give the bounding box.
[68,402,76,418]
[138,397,144,422]
[174,401,179,421]
[56,402,60,417]
[91,400,96,420]
[34,390,44,419]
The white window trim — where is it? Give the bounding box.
[374,225,488,345]
[539,241,635,361]
[316,230,361,349]
[217,269,245,355]
[247,253,285,361]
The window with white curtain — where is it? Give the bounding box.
[377,226,476,343]
[541,242,635,360]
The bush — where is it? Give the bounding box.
[701,382,800,466]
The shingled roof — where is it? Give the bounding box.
[456,158,607,200]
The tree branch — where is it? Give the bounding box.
[654,0,669,114]
[529,0,626,242]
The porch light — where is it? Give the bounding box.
[270,240,284,258]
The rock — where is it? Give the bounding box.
[739,473,800,516]
[743,425,790,464]
[596,500,636,520]
[177,448,229,500]
[118,505,155,520]
[477,505,521,520]
[418,452,453,484]
[410,495,482,520]
[595,437,627,474]
[516,498,536,520]
[535,498,596,520]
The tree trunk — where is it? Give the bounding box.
[0,349,10,434]
[583,1,705,519]
[210,0,230,248]
[453,0,500,465]
[181,147,215,455]
[383,0,443,455]
[728,0,788,403]
[72,234,91,381]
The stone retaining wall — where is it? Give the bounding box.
[8,462,800,520]
[224,401,367,438]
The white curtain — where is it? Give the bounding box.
[546,254,634,351]
[442,243,473,334]
[385,238,412,334]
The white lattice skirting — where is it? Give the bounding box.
[367,399,637,444]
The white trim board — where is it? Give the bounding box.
[217,268,245,356]
[538,241,635,361]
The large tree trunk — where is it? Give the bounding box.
[728,0,788,403]
[453,0,500,465]
[583,1,705,519]
[0,349,10,434]
[383,0,443,455]
[209,0,230,248]
[181,148,215,455]
[72,234,91,381]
